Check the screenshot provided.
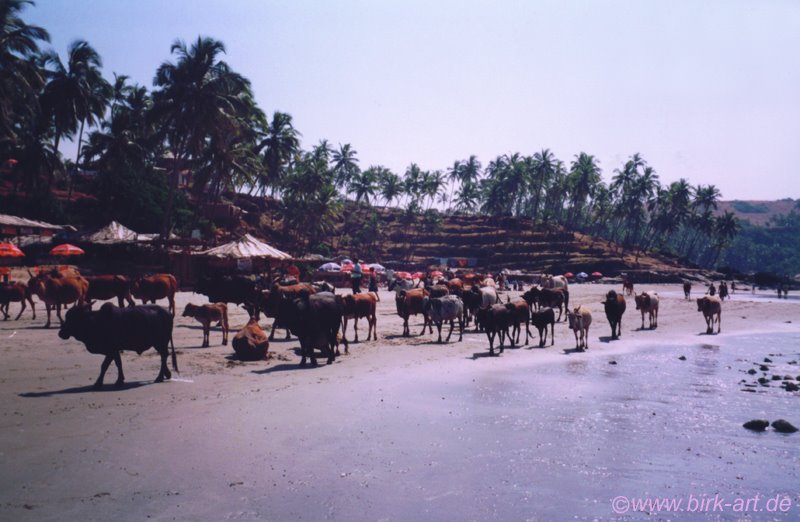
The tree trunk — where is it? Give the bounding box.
[68,119,86,202]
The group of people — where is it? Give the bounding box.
[350,259,378,294]
[707,281,732,300]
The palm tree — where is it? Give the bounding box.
[710,211,741,266]
[331,143,360,197]
[41,39,111,193]
[445,159,462,212]
[377,168,402,207]
[350,166,378,205]
[0,0,49,143]
[566,152,601,228]
[152,36,255,236]
[530,149,556,222]
[257,111,300,196]
[453,180,480,214]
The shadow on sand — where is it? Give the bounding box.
[19,381,149,397]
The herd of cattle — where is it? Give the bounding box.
[0,268,726,388]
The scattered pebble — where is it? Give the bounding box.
[771,420,798,433]
[743,420,769,431]
[759,365,770,371]
[783,382,799,392]
[771,375,783,381]
[764,357,773,363]
[747,369,757,375]
[608,360,617,365]
[678,356,686,361]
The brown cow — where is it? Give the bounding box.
[0,281,36,320]
[622,280,634,296]
[445,278,464,296]
[506,297,531,345]
[342,292,378,343]
[182,302,229,347]
[27,269,89,328]
[696,296,721,334]
[262,283,317,340]
[602,290,626,340]
[85,275,136,307]
[131,274,177,316]
[396,288,431,337]
[231,318,270,361]
[634,291,659,329]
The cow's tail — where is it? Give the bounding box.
[170,335,179,374]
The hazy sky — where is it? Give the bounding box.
[28,0,800,200]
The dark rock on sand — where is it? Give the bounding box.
[783,382,799,392]
[743,420,769,431]
[758,377,770,385]
[772,375,783,381]
[678,356,686,361]
[771,420,798,433]
[747,369,757,375]
[759,365,769,371]
[764,357,773,363]
[608,360,617,365]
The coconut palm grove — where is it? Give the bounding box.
[3,0,797,276]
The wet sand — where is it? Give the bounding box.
[0,284,798,520]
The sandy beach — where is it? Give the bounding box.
[1,283,799,521]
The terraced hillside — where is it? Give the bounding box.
[337,207,684,276]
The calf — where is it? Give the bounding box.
[231,318,270,361]
[423,295,464,343]
[696,296,721,334]
[396,288,431,337]
[634,291,659,329]
[58,303,178,388]
[506,297,532,345]
[342,292,378,342]
[602,290,626,340]
[530,307,555,347]
[182,302,229,347]
[567,305,593,351]
[476,304,513,356]
[0,281,36,320]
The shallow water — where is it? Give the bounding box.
[253,332,800,521]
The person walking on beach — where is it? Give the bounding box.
[351,259,362,294]
[368,267,379,293]
[707,282,717,296]
[719,281,728,300]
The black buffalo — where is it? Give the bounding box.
[277,291,347,366]
[195,275,260,316]
[58,303,178,388]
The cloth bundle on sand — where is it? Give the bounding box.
[231,319,270,361]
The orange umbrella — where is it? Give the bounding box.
[563,272,574,278]
[0,243,25,257]
[49,244,85,256]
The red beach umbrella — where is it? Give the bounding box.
[395,271,412,280]
[0,243,25,257]
[431,270,443,278]
[591,271,603,278]
[411,271,424,279]
[49,244,85,257]
[563,272,574,278]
